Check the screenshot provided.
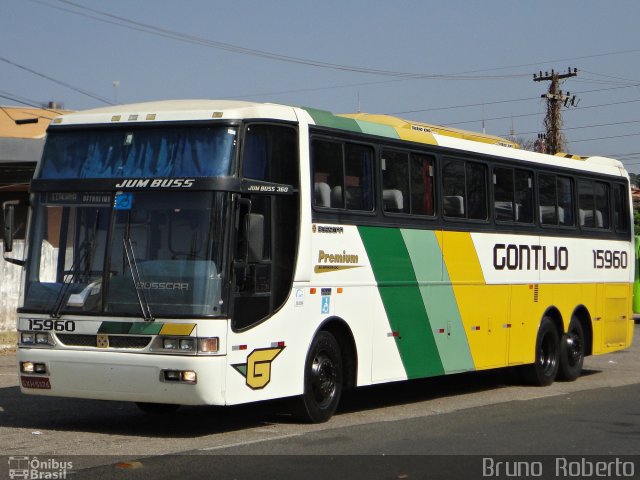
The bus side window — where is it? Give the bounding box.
[411,153,435,216]
[514,170,533,223]
[613,183,629,233]
[344,144,374,211]
[442,158,466,218]
[494,167,515,222]
[579,179,610,229]
[243,124,299,187]
[382,150,409,213]
[442,158,487,220]
[312,139,344,208]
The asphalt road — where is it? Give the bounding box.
[1,324,639,479]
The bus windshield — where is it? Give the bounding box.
[23,191,228,317]
[38,125,237,179]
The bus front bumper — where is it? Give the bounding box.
[16,348,227,406]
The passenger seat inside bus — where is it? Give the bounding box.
[383,189,404,212]
[314,182,331,207]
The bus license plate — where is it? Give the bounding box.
[21,376,51,389]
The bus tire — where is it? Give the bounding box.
[521,317,560,386]
[135,402,180,414]
[291,331,343,423]
[558,318,585,382]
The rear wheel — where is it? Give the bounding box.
[558,318,585,381]
[521,317,560,386]
[291,331,343,423]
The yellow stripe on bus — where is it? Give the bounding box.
[159,324,196,336]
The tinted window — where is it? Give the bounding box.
[442,158,487,220]
[312,139,374,211]
[539,174,574,226]
[578,179,610,229]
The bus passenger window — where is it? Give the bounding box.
[494,167,515,221]
[312,140,344,208]
[411,153,435,216]
[613,184,629,233]
[514,170,533,223]
[466,162,488,220]
[382,150,409,213]
[345,144,374,211]
[557,176,574,226]
[442,158,466,217]
[539,174,574,227]
[579,179,610,229]
[539,174,557,224]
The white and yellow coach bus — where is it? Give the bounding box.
[3,100,634,422]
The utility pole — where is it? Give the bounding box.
[533,67,579,155]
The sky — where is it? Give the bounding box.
[3,0,640,171]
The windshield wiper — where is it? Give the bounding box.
[122,236,154,321]
[50,211,100,318]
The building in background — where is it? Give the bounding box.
[0,103,69,331]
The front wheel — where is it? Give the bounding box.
[521,317,560,386]
[291,331,343,423]
[558,318,585,381]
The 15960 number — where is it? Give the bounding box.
[28,319,76,332]
[592,249,628,269]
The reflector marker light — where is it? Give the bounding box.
[503,324,512,329]
[111,115,121,122]
[232,345,248,351]
[271,341,286,348]
[146,114,156,120]
[436,328,445,334]
[310,288,317,294]
[387,332,399,337]
[471,326,481,331]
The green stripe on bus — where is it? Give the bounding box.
[400,229,475,373]
[98,322,163,335]
[128,323,163,335]
[358,226,445,379]
[304,107,363,133]
[353,120,400,139]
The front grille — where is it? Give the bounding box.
[56,334,151,349]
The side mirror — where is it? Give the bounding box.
[3,201,16,253]
[3,200,26,266]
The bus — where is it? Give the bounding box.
[3,100,634,423]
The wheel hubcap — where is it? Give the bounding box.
[310,352,336,407]
[565,333,582,366]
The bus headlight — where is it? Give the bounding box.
[21,333,35,345]
[162,338,178,350]
[35,333,52,345]
[158,336,219,354]
[179,339,195,351]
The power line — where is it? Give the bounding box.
[30,0,640,83]
[25,0,527,81]
[503,119,640,138]
[0,56,113,105]
[570,132,640,143]
[446,97,640,127]
[0,92,65,115]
